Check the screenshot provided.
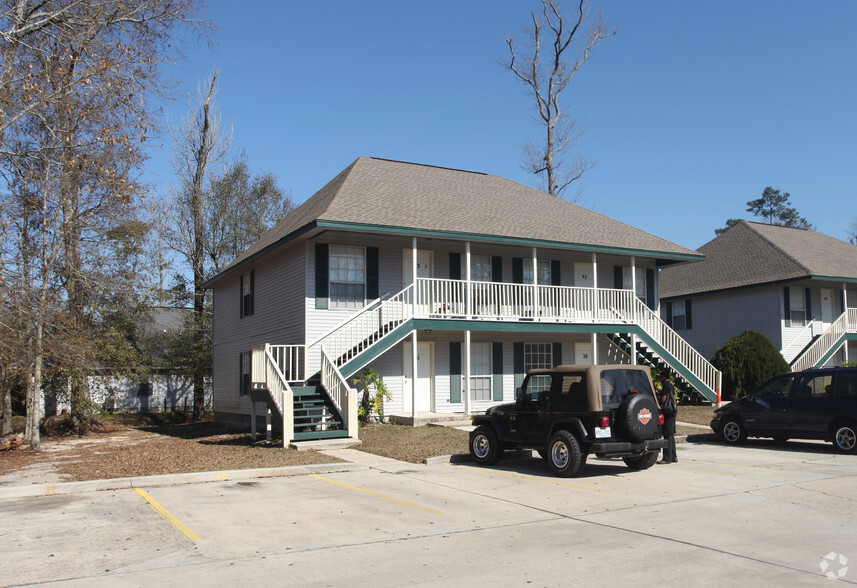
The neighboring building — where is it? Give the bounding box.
[660,221,857,369]
[204,157,717,442]
[43,307,212,415]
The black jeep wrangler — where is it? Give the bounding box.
[469,364,667,477]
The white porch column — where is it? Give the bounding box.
[592,252,598,321]
[630,256,637,364]
[465,241,472,319]
[532,247,538,319]
[412,237,418,316]
[464,330,471,415]
[411,329,418,421]
[591,332,598,365]
[844,284,850,364]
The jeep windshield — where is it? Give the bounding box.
[600,369,655,408]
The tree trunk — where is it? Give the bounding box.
[190,73,218,421]
[1,365,11,437]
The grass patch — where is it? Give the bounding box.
[357,423,470,464]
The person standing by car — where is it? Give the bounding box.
[658,372,677,464]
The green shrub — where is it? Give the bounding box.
[711,330,790,400]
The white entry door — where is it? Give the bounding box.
[403,342,432,413]
[574,342,593,365]
[821,288,834,327]
[402,249,433,285]
[574,262,594,288]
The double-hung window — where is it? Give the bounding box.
[240,270,255,318]
[470,342,492,401]
[524,259,551,285]
[525,342,553,396]
[789,286,807,327]
[672,300,687,330]
[329,245,365,309]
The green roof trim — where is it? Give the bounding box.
[316,220,705,262]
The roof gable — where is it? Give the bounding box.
[661,221,857,298]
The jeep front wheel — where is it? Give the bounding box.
[470,426,502,465]
[546,430,584,477]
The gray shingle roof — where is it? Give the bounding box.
[660,221,857,299]
[209,157,701,285]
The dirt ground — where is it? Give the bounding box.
[0,406,713,486]
[0,422,344,486]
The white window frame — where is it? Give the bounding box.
[524,259,551,285]
[329,245,365,310]
[789,286,806,327]
[525,342,552,395]
[672,300,687,330]
[469,342,492,401]
[471,255,492,282]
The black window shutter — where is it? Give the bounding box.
[249,270,255,316]
[551,260,561,286]
[686,299,693,330]
[646,268,655,309]
[552,342,562,367]
[783,286,791,327]
[665,302,673,327]
[239,274,245,318]
[614,266,624,289]
[366,247,379,299]
[449,253,461,280]
[449,342,461,403]
[512,258,524,284]
[315,243,329,309]
[805,288,812,321]
[513,342,525,390]
[492,256,502,283]
[492,342,503,401]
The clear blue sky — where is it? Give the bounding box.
[146,0,857,251]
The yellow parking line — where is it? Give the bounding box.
[447,463,612,493]
[134,488,201,541]
[670,465,741,476]
[310,474,443,515]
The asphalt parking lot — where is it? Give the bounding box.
[2,438,856,587]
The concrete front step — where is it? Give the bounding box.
[388,413,475,427]
[289,437,361,451]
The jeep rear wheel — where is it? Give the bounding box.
[546,430,584,477]
[470,426,502,465]
[623,452,658,471]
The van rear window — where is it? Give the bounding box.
[601,369,654,407]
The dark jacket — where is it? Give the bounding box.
[660,382,677,435]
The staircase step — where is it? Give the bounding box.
[293,429,350,441]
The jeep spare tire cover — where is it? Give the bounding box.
[616,393,659,441]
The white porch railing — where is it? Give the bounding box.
[250,344,294,447]
[299,278,718,399]
[264,344,306,382]
[791,309,857,371]
[321,348,359,437]
[632,298,720,396]
[781,318,820,363]
[310,284,415,369]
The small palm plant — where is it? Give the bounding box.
[352,368,391,424]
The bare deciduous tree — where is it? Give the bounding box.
[164,71,231,420]
[504,0,616,200]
